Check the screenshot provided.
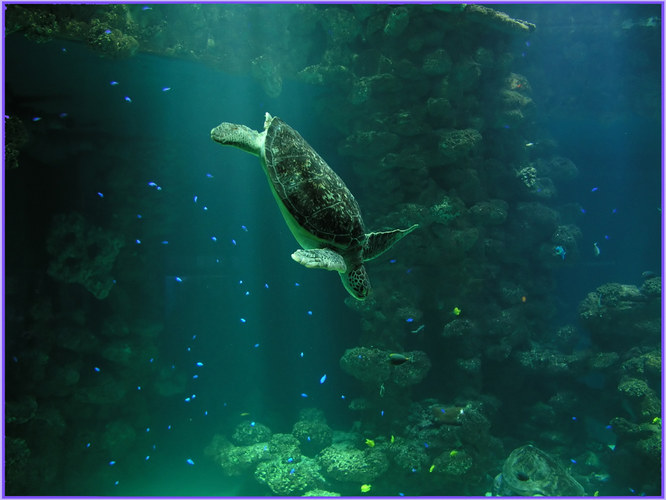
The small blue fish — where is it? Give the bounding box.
[104,29,112,34]
[231,239,237,246]
[162,87,171,92]
[186,458,194,465]
[289,468,295,475]
[240,318,246,323]
[554,245,566,260]
[109,460,116,466]
[301,393,308,398]
[142,6,152,10]
[124,96,132,103]
[591,187,599,192]
[319,374,327,384]
[242,225,248,231]
[97,192,104,198]
[175,277,182,282]
[94,366,101,372]
[110,81,119,86]
[196,362,204,367]
[307,310,313,316]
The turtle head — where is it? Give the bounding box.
[210,122,263,157]
[341,265,371,300]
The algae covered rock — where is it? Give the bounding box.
[255,456,327,495]
[392,350,431,387]
[46,212,124,299]
[579,282,661,349]
[438,128,483,165]
[340,346,391,384]
[219,442,272,476]
[387,436,430,473]
[432,449,474,479]
[268,433,301,461]
[232,420,272,445]
[317,443,389,482]
[292,408,333,455]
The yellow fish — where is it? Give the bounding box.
[593,491,599,497]
[429,464,435,473]
[240,412,250,417]
[365,438,375,448]
[390,435,395,444]
[360,484,372,493]
[452,307,461,316]
[450,450,458,457]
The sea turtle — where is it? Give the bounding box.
[210,112,418,300]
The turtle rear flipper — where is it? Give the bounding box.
[363,224,419,262]
[341,264,370,300]
[291,248,347,272]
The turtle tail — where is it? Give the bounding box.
[341,264,370,300]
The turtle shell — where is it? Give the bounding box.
[264,117,365,249]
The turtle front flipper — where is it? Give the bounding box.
[291,248,347,272]
[211,122,265,156]
[363,224,419,262]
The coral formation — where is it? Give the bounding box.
[318,443,389,482]
[292,409,333,456]
[46,212,124,299]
